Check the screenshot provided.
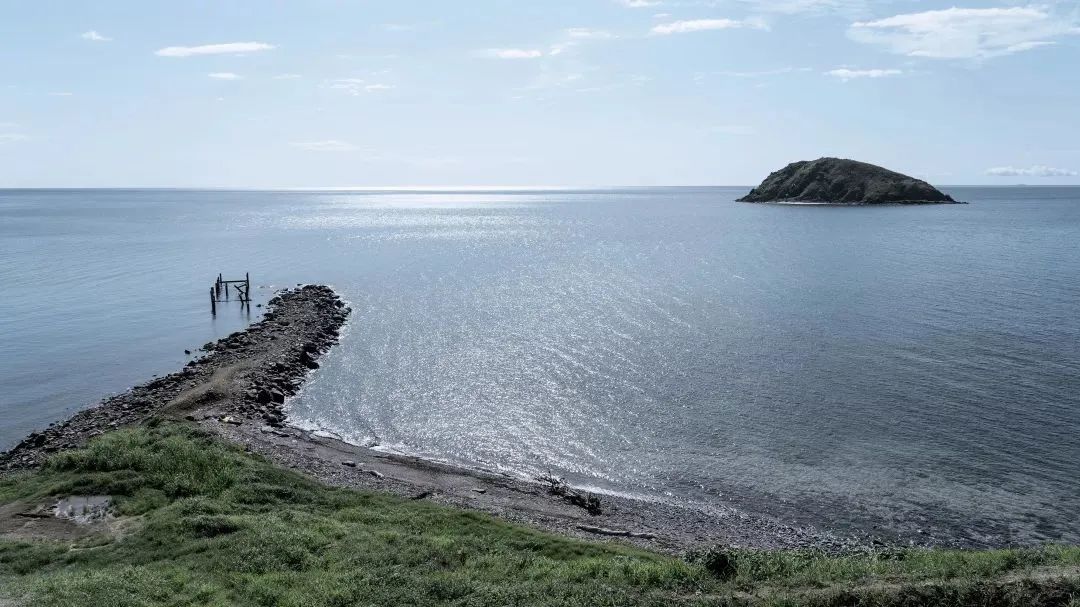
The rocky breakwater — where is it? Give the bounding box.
[0,284,350,471]
[738,157,961,205]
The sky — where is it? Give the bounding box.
[1,0,1079,187]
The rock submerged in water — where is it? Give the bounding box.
[738,158,960,205]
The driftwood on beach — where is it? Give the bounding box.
[577,525,657,540]
[537,472,603,515]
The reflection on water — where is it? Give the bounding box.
[2,186,1079,546]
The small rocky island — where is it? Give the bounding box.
[738,157,960,205]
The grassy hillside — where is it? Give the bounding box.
[1,423,1077,606]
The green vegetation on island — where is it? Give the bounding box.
[1,423,1077,607]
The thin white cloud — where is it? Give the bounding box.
[0,133,29,144]
[617,0,661,6]
[326,78,366,95]
[208,72,242,80]
[480,48,544,59]
[550,28,617,56]
[325,78,394,95]
[155,42,274,58]
[737,0,868,15]
[826,68,903,80]
[849,6,1080,60]
[574,85,618,93]
[81,30,111,42]
[565,28,616,40]
[716,67,812,78]
[291,140,361,152]
[986,165,1078,177]
[651,18,769,35]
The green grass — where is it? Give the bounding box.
[0,423,1077,606]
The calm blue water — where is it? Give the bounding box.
[2,187,1078,545]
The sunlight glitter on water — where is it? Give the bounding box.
[3,187,1079,547]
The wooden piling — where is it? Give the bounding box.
[210,272,252,312]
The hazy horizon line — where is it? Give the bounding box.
[2,184,1077,192]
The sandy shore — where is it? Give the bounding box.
[1,285,871,554]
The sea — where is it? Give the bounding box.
[1,186,1078,546]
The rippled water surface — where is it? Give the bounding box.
[2,187,1078,545]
